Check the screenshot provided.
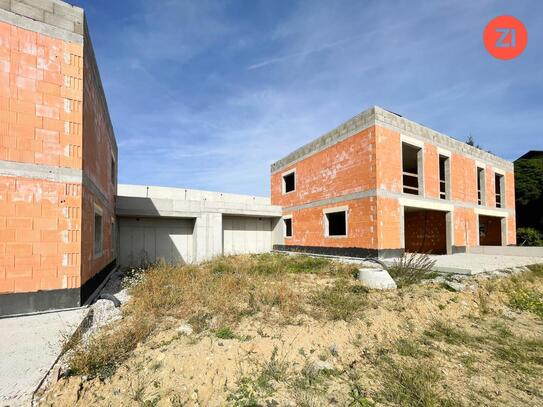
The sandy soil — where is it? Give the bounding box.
[40,269,543,407]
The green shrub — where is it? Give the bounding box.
[517,227,543,246]
[509,288,543,319]
[216,326,237,339]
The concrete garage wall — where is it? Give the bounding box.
[119,217,194,267]
[116,184,282,264]
[223,216,272,255]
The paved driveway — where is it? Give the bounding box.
[0,308,86,406]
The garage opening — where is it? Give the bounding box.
[118,217,195,267]
[402,143,422,195]
[404,207,448,254]
[223,216,272,255]
[478,215,502,246]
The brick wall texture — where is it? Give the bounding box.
[272,123,515,253]
[0,19,116,296]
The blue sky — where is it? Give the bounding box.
[74,0,542,196]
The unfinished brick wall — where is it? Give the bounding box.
[0,23,83,298]
[80,23,116,287]
[271,127,376,208]
[0,2,117,314]
[283,198,377,250]
[0,176,81,293]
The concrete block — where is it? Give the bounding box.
[53,2,83,20]
[20,0,54,13]
[10,1,44,21]
[357,268,397,289]
[44,11,74,31]
[0,0,10,11]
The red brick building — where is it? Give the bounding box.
[0,1,117,315]
[271,107,515,257]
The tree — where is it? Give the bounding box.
[515,158,543,232]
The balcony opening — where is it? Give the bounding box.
[439,155,449,200]
[402,143,422,195]
[495,173,504,208]
[477,167,485,205]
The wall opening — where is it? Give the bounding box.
[495,173,504,208]
[403,207,447,254]
[326,211,347,236]
[282,171,295,193]
[439,155,449,200]
[402,143,422,195]
[477,167,485,205]
[284,218,292,237]
[94,208,103,257]
[478,215,502,246]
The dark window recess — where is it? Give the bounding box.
[327,211,346,236]
[284,218,292,237]
[439,155,447,200]
[111,158,115,184]
[495,174,503,208]
[283,172,295,193]
[477,167,484,205]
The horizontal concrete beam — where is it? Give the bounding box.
[116,184,282,219]
[118,184,273,206]
[282,187,514,216]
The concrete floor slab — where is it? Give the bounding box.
[0,308,87,406]
[383,253,543,275]
[428,253,543,274]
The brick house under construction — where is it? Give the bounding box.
[0,2,518,317]
[271,106,515,257]
[0,1,117,315]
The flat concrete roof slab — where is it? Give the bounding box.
[0,308,87,406]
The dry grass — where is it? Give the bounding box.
[66,253,359,378]
[387,252,438,287]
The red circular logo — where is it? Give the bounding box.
[484,16,527,60]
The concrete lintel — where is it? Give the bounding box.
[0,159,82,183]
[474,207,508,218]
[398,197,454,212]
